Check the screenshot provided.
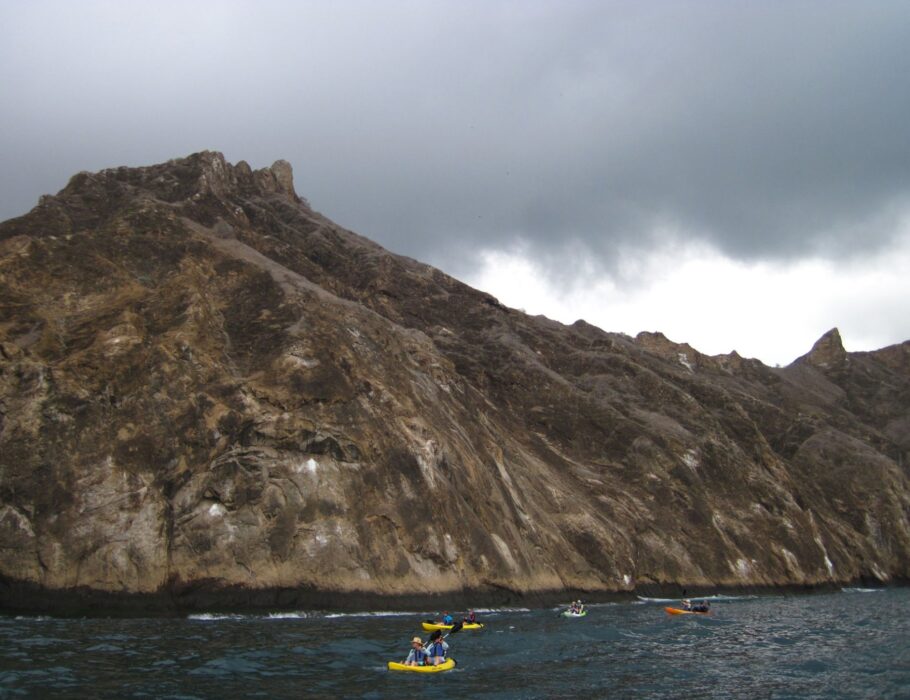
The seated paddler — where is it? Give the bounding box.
[404,636,429,666]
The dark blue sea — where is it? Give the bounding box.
[1,588,908,698]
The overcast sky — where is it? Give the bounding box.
[2,1,909,365]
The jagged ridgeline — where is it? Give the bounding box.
[0,152,908,614]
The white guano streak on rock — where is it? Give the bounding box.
[807,510,836,577]
[734,558,751,577]
[778,547,802,575]
[678,353,694,372]
[681,449,699,468]
[814,534,836,576]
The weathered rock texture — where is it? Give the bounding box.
[1,152,908,613]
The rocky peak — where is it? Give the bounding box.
[190,151,235,198]
[56,151,301,209]
[266,159,298,200]
[177,151,301,204]
[800,327,848,370]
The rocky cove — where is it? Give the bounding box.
[0,152,908,615]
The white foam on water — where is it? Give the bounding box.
[191,610,436,621]
[842,587,884,594]
[322,611,431,619]
[266,612,313,619]
[471,607,530,614]
[187,613,247,621]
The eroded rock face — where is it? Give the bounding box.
[1,152,908,613]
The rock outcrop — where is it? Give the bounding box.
[1,152,908,614]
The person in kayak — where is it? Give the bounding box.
[441,611,454,625]
[681,598,693,611]
[465,609,477,624]
[404,636,429,666]
[426,630,449,666]
[691,601,710,613]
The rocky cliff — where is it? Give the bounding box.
[1,152,908,614]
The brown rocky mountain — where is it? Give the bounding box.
[1,152,908,614]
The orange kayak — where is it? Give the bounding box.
[665,606,710,615]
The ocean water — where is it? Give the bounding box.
[1,588,908,699]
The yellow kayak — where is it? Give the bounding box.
[388,658,456,673]
[421,621,484,632]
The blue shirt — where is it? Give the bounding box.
[427,640,448,658]
[405,647,428,664]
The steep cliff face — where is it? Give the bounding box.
[1,152,908,613]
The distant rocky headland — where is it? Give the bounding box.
[1,152,908,615]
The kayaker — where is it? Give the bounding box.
[691,601,710,613]
[465,609,477,624]
[404,636,429,666]
[681,598,692,611]
[426,630,449,666]
[441,611,454,625]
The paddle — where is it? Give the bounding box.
[421,621,461,668]
[429,620,463,643]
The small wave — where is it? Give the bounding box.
[323,610,430,619]
[471,607,530,614]
[266,612,313,620]
[187,613,247,621]
[842,587,884,594]
[189,610,430,621]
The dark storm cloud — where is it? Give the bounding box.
[2,1,909,274]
